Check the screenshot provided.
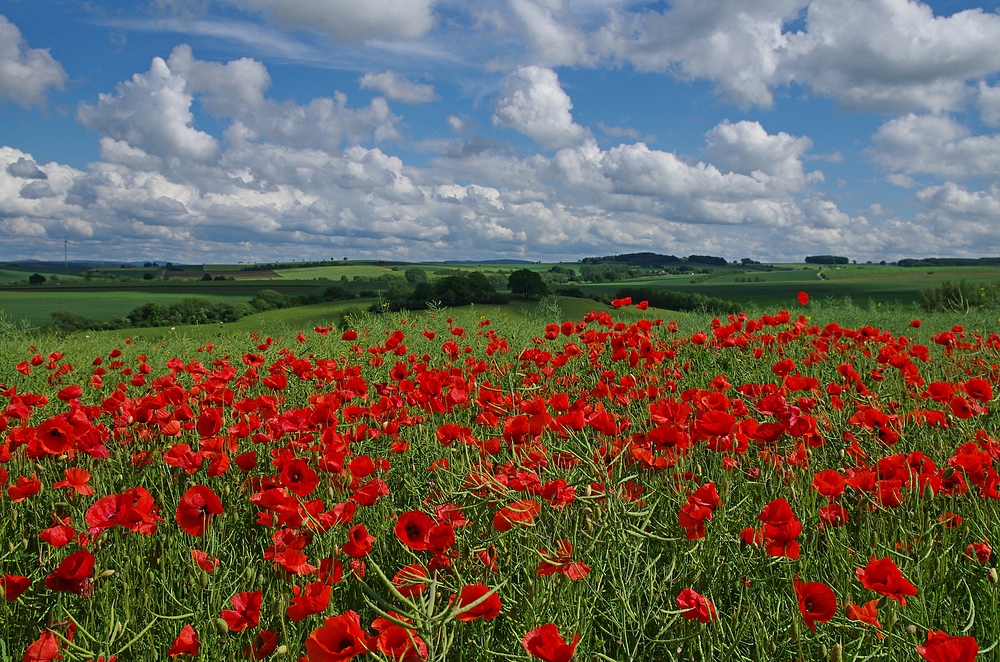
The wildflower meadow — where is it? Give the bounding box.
[0,295,997,661]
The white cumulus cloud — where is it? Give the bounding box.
[493,66,588,149]
[0,15,68,108]
[359,71,437,103]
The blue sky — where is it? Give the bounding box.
[2,0,1000,264]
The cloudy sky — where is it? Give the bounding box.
[2,0,1000,264]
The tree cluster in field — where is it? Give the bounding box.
[919,280,1000,313]
[804,255,850,265]
[899,256,1000,267]
[47,285,357,332]
[612,286,742,314]
[376,271,509,312]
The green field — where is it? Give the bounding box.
[0,290,252,327]
[1,260,999,331]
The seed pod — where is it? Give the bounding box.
[906,624,918,635]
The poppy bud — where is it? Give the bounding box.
[328,486,336,500]
[276,645,288,655]
[7,542,14,554]
[988,568,998,584]
[906,624,917,635]
[100,569,116,578]
[199,573,210,589]
[942,467,955,480]
[216,618,230,634]
[244,566,255,581]
[830,643,843,662]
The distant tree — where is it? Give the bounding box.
[28,273,46,285]
[404,268,428,284]
[508,269,549,298]
[143,273,155,280]
[201,273,213,281]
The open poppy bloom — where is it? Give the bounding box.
[846,600,884,639]
[797,291,809,306]
[306,610,373,661]
[536,540,590,580]
[175,485,224,537]
[167,624,199,658]
[676,588,717,623]
[916,630,978,662]
[522,623,581,662]
[451,583,502,621]
[45,549,94,596]
[855,556,917,606]
[1,574,32,601]
[794,578,837,631]
[394,511,435,551]
[220,591,262,632]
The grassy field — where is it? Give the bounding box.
[0,291,253,327]
[1,260,998,332]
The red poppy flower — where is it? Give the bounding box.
[53,467,95,497]
[522,623,581,662]
[536,540,590,581]
[676,588,717,623]
[794,578,837,632]
[451,584,502,621]
[392,564,429,597]
[811,469,846,499]
[306,610,373,661]
[196,408,224,438]
[917,630,978,662]
[191,549,219,573]
[846,600,883,639]
[855,556,917,606]
[22,629,61,662]
[797,291,809,306]
[7,474,42,502]
[394,511,434,551]
[220,591,262,632]
[2,574,31,601]
[493,500,541,532]
[39,523,76,548]
[425,523,456,556]
[371,614,428,661]
[167,624,199,657]
[175,485,224,537]
[245,630,278,661]
[965,541,992,564]
[758,498,802,559]
[341,524,375,559]
[287,581,332,621]
[279,458,320,497]
[818,503,849,528]
[45,549,95,596]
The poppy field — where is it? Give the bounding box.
[0,297,998,661]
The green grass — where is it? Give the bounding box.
[0,291,252,326]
